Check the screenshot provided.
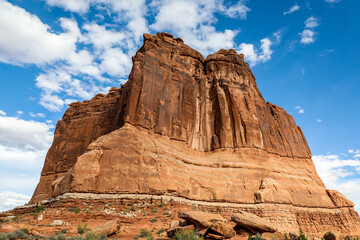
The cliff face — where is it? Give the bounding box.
[30,32,360,235]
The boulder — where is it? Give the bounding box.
[209,221,236,238]
[169,220,180,229]
[178,211,224,228]
[90,220,120,236]
[231,212,276,233]
[50,219,64,226]
[37,214,43,222]
[207,233,226,239]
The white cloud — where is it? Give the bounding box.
[273,31,282,44]
[316,119,323,123]
[83,23,126,51]
[313,154,360,212]
[150,0,248,56]
[0,191,30,212]
[45,0,93,13]
[100,48,132,77]
[0,115,51,211]
[300,16,320,45]
[16,111,23,116]
[284,4,300,15]
[0,1,81,65]
[0,110,5,116]
[39,92,66,112]
[0,115,53,150]
[108,0,148,42]
[325,0,340,3]
[295,106,305,114]
[305,16,320,29]
[238,38,273,66]
[222,1,250,19]
[348,149,360,158]
[0,146,47,172]
[300,29,316,44]
[29,112,45,118]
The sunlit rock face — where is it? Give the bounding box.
[31,32,360,235]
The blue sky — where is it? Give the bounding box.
[0,0,359,212]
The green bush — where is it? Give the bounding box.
[173,229,203,240]
[20,228,29,235]
[8,230,31,239]
[48,233,67,240]
[297,229,307,240]
[149,218,157,223]
[77,223,88,235]
[156,229,164,236]
[32,206,45,214]
[69,207,81,214]
[138,229,151,238]
[0,229,110,240]
[248,233,266,240]
[136,229,153,239]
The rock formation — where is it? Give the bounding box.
[30,32,360,235]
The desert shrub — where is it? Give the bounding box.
[130,207,136,212]
[156,229,164,236]
[48,233,67,240]
[20,228,29,235]
[77,223,88,235]
[248,233,266,240]
[173,229,203,240]
[82,232,108,240]
[69,207,81,214]
[149,218,157,223]
[138,229,151,238]
[8,229,31,239]
[297,228,307,240]
[0,233,9,240]
[32,206,45,213]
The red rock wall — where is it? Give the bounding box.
[116,33,311,157]
[30,88,123,203]
[29,33,360,235]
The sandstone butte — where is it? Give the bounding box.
[30,32,360,235]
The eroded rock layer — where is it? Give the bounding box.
[30,32,360,235]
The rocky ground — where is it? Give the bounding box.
[0,197,286,240]
[0,197,353,240]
